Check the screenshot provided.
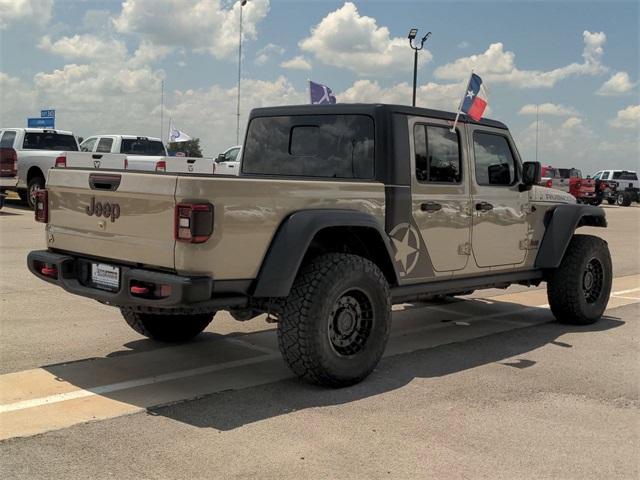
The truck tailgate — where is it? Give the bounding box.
[46,168,177,269]
[65,152,126,169]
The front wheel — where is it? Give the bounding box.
[547,235,612,325]
[120,309,215,342]
[278,253,391,388]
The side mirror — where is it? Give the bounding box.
[216,154,226,163]
[520,161,541,191]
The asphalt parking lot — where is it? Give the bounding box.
[1,199,638,479]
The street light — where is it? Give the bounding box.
[236,0,248,145]
[408,28,431,107]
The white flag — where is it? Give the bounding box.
[168,119,192,143]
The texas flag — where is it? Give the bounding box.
[460,73,487,121]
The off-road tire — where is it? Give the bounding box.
[278,253,391,388]
[27,176,45,210]
[616,192,632,207]
[547,234,612,325]
[120,309,215,342]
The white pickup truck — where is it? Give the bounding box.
[80,134,215,174]
[215,145,242,176]
[0,128,79,208]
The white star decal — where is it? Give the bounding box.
[466,89,475,99]
[392,229,418,272]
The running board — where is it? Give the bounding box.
[390,270,544,301]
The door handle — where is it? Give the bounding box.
[421,202,442,213]
[475,202,494,212]
[92,154,103,159]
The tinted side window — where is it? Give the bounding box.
[612,171,638,180]
[0,131,16,148]
[414,124,461,183]
[96,138,113,153]
[602,172,610,180]
[226,148,240,162]
[80,138,97,152]
[243,115,374,179]
[473,132,516,186]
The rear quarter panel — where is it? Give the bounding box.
[174,177,386,279]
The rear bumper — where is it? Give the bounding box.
[27,250,220,309]
[0,177,17,189]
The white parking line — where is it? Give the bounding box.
[612,287,640,295]
[0,353,279,414]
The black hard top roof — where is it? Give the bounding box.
[249,103,508,130]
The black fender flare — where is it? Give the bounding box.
[535,204,607,269]
[251,209,398,298]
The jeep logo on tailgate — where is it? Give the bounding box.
[86,197,120,222]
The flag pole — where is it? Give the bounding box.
[160,79,164,142]
[451,72,472,133]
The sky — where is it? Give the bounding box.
[0,0,638,173]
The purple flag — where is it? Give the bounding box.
[309,80,337,104]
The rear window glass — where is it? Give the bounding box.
[242,114,375,179]
[23,132,78,151]
[612,171,638,180]
[120,139,165,156]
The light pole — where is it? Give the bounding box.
[408,28,431,107]
[236,0,247,146]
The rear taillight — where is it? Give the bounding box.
[175,203,213,243]
[55,155,66,168]
[0,147,17,177]
[155,160,166,172]
[546,179,553,188]
[34,189,48,223]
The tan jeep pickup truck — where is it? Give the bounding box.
[28,104,611,387]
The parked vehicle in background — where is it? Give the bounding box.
[215,145,242,175]
[0,147,18,209]
[80,135,215,174]
[0,128,79,209]
[540,165,597,204]
[592,170,639,206]
[28,104,612,388]
[80,135,167,171]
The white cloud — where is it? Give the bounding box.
[113,0,270,60]
[596,72,637,96]
[434,31,607,88]
[255,43,285,65]
[280,56,311,71]
[609,105,640,129]
[0,0,52,29]
[562,117,582,129]
[299,2,431,75]
[518,103,579,116]
[38,35,128,61]
[458,41,470,49]
[338,79,464,111]
[0,72,38,125]
[129,40,172,67]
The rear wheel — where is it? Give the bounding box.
[547,235,612,325]
[616,192,632,207]
[278,253,391,388]
[120,309,215,342]
[27,176,45,210]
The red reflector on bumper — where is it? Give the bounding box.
[130,285,150,295]
[41,266,57,277]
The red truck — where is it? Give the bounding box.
[540,165,598,204]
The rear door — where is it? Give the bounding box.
[47,169,177,268]
[468,126,528,268]
[409,117,471,272]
